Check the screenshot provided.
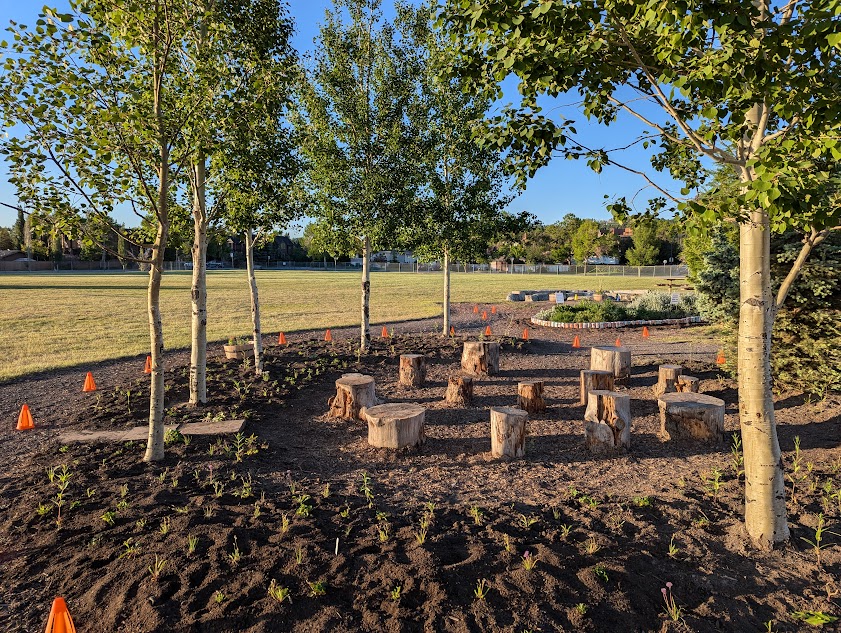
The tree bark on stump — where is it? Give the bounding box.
[444,375,473,406]
[579,369,614,405]
[676,375,700,393]
[327,373,378,421]
[653,364,683,397]
[461,341,500,376]
[399,354,427,387]
[590,346,631,384]
[583,390,631,453]
[490,406,528,458]
[517,381,546,414]
[364,403,425,449]
[658,392,725,443]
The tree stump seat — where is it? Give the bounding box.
[399,354,427,387]
[517,381,546,414]
[461,341,500,376]
[444,375,473,406]
[579,369,614,405]
[658,392,725,443]
[327,373,378,421]
[653,364,683,397]
[490,406,528,458]
[590,346,631,384]
[583,390,631,453]
[363,403,426,449]
[676,375,700,393]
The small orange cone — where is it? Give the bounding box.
[381,326,389,338]
[449,326,455,336]
[642,326,650,338]
[473,305,479,314]
[522,328,529,341]
[44,596,77,633]
[144,356,152,374]
[278,332,287,345]
[16,404,34,431]
[484,325,492,336]
[481,311,488,321]
[324,329,332,342]
[83,372,97,392]
[572,335,581,349]
[491,305,497,314]
[716,351,726,365]
[615,337,622,347]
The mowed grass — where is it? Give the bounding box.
[0,270,666,381]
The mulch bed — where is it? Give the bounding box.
[0,303,839,632]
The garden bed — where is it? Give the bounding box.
[0,303,838,632]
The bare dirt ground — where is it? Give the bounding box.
[1,303,840,632]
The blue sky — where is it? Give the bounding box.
[0,0,683,229]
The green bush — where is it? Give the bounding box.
[537,292,696,324]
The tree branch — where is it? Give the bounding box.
[775,227,830,309]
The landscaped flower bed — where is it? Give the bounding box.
[532,292,701,329]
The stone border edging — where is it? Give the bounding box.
[530,315,703,329]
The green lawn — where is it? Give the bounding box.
[0,270,668,380]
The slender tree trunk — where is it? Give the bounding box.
[738,202,789,546]
[442,247,451,336]
[360,235,371,352]
[144,153,170,463]
[189,154,208,405]
[245,229,264,375]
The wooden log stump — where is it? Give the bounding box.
[399,354,427,387]
[583,390,631,453]
[653,364,683,397]
[590,346,631,384]
[658,392,725,443]
[676,375,700,393]
[461,341,500,376]
[490,406,528,458]
[364,403,426,449]
[327,373,378,421]
[517,381,546,414]
[579,369,614,405]
[444,375,473,406]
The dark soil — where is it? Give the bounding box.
[1,303,840,632]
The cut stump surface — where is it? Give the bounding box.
[490,406,528,458]
[364,403,426,449]
[658,392,725,443]
[328,373,378,421]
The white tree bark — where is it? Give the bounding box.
[189,153,208,405]
[245,229,264,375]
[442,247,450,336]
[739,200,789,546]
[361,235,371,352]
[143,127,169,463]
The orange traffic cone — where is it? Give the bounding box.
[16,404,34,431]
[449,326,455,336]
[278,332,287,345]
[481,311,488,321]
[716,351,726,365]
[642,326,650,338]
[381,326,389,338]
[522,328,529,341]
[324,329,333,342]
[83,372,97,392]
[44,596,77,633]
[572,335,581,349]
[491,305,497,315]
[473,305,479,314]
[144,356,152,374]
[484,325,492,336]
[615,337,622,347]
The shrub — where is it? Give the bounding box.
[538,293,696,324]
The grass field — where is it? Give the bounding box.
[0,270,669,380]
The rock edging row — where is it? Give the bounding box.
[530,315,703,329]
